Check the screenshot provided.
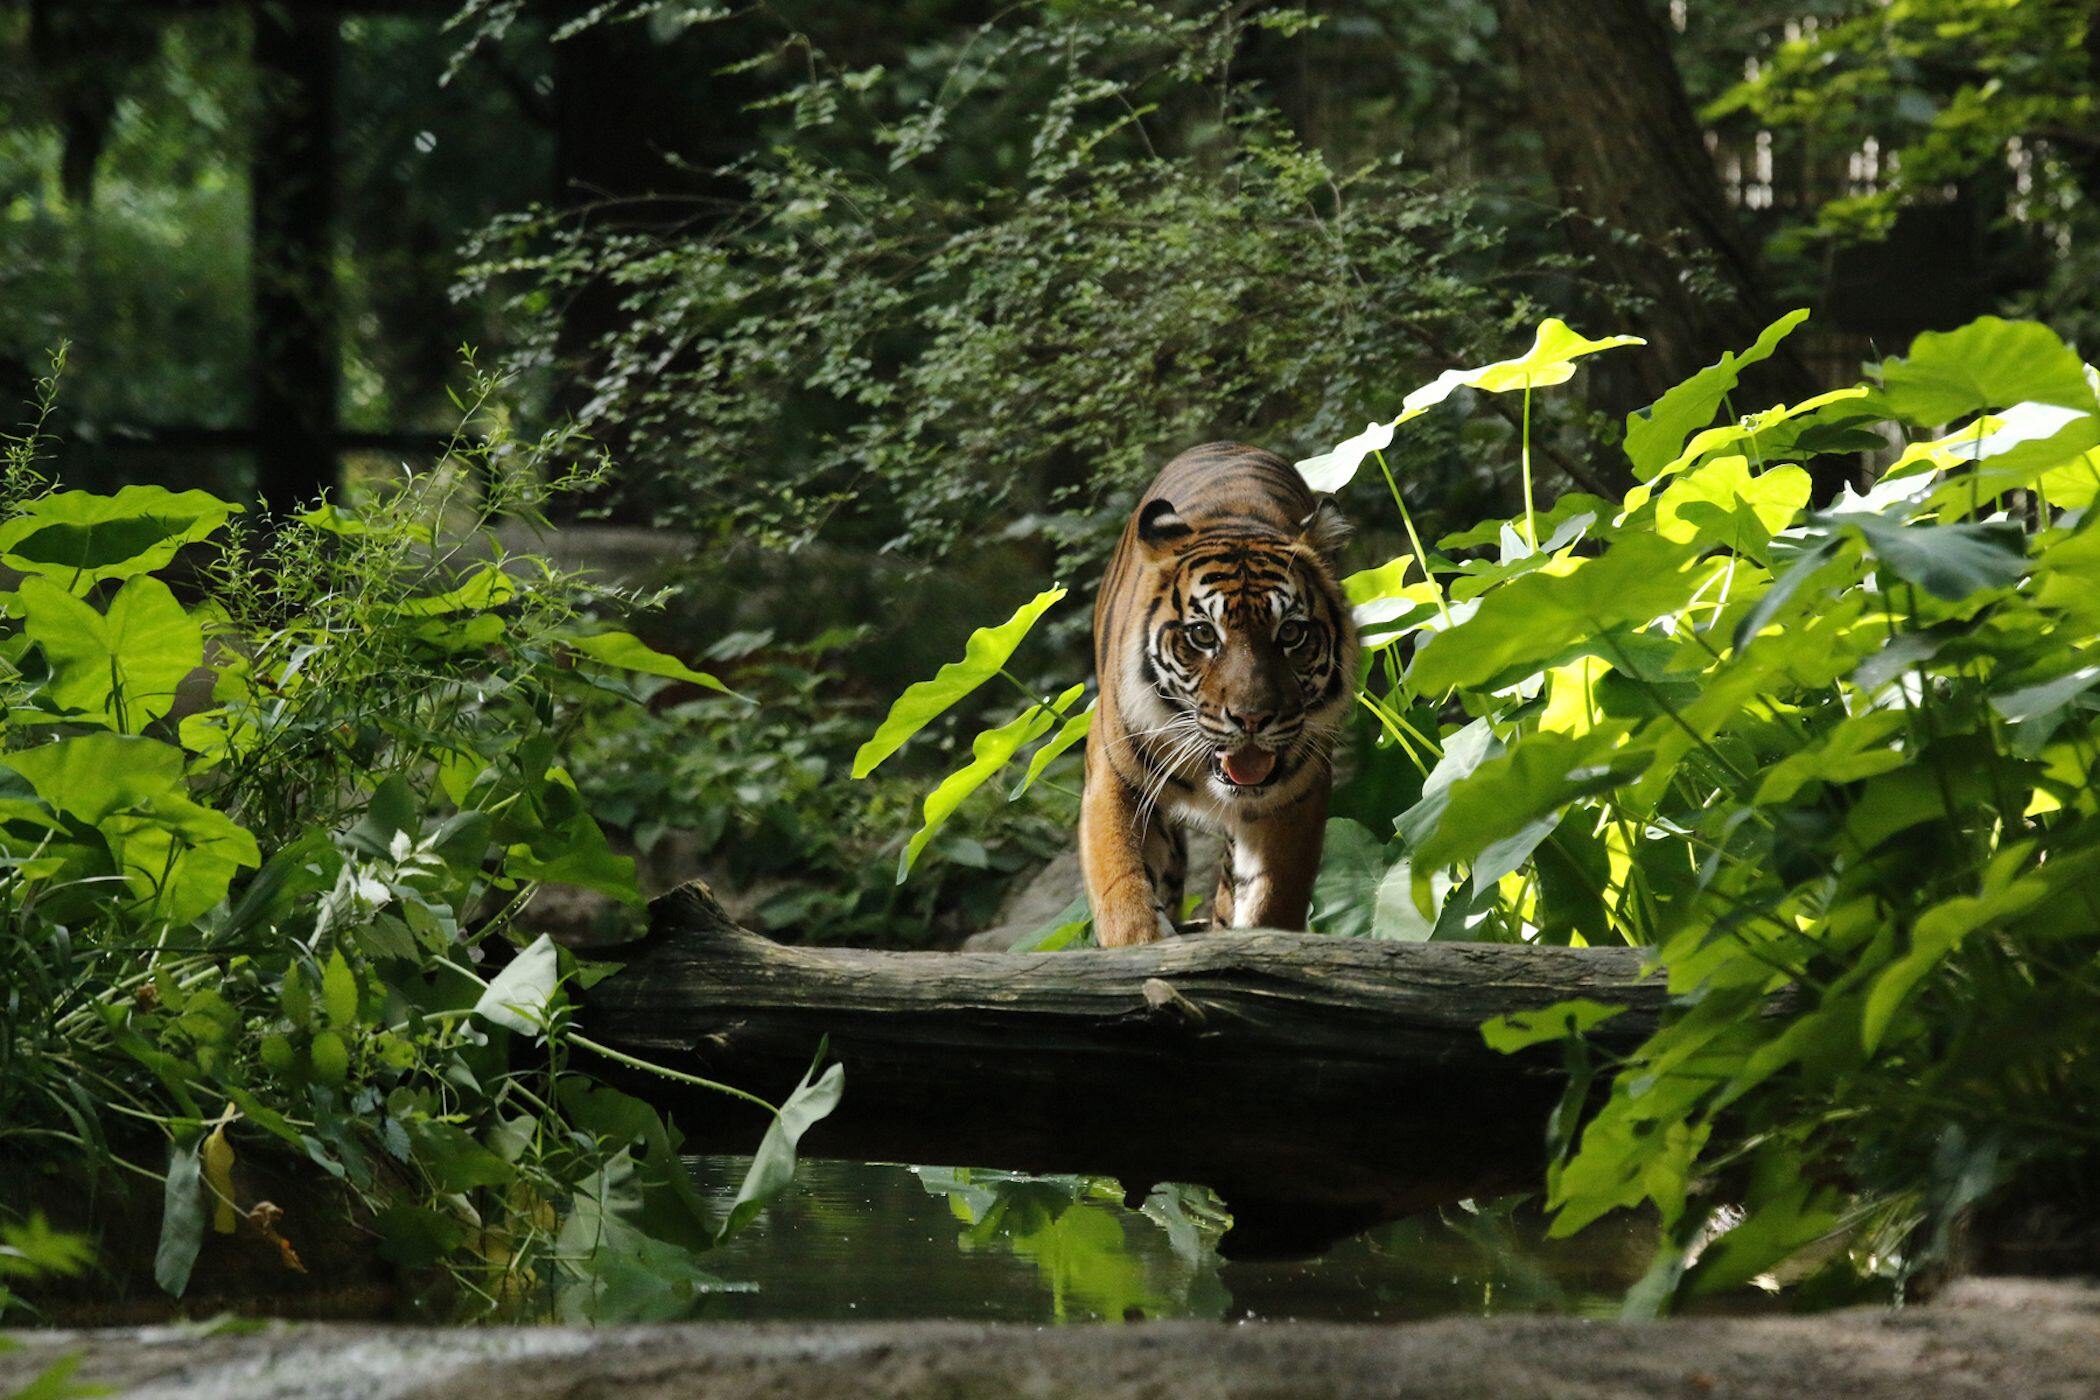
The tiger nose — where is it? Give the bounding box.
[1224,707,1278,735]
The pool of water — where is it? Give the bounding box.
[676,1158,1661,1324]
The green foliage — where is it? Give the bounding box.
[1399,311,2100,1308]
[0,358,832,1318]
[853,588,1068,780]
[461,2,1569,568]
[1623,309,1811,477]
[1706,0,2093,246]
[561,622,1069,947]
[873,308,2100,1311]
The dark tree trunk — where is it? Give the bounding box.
[582,883,1670,1256]
[546,11,765,522]
[1498,0,1819,443]
[250,0,341,510]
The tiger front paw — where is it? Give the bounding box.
[1093,895,1172,948]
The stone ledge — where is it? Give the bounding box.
[3,1277,2095,1400]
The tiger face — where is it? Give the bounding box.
[1129,499,1353,809]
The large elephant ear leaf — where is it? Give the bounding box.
[0,485,238,590]
[1454,318,1647,394]
[19,575,204,729]
[852,586,1065,778]
[1624,308,1810,477]
[1876,316,2098,426]
[1294,320,1644,493]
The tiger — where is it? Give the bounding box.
[1080,441,1357,947]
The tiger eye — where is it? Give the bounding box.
[1184,621,1219,649]
[1278,619,1308,647]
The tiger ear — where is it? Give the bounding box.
[1137,498,1192,551]
[1299,498,1351,560]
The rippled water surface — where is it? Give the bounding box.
[680,1157,1659,1324]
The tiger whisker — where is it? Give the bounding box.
[1133,734,1201,832]
[1134,727,1210,833]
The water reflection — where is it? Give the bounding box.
[681,1157,1658,1324]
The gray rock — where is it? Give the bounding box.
[992,847,1084,930]
[980,830,1230,951]
[3,1277,2096,1399]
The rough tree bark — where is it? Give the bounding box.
[583,883,1669,1255]
[1497,0,1820,449]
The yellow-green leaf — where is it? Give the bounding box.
[1010,690,1092,800]
[1481,998,1627,1053]
[1406,319,1645,416]
[853,587,1065,779]
[1342,555,1417,605]
[567,629,732,695]
[898,703,1060,880]
[19,574,203,729]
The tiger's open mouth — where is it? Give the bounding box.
[1214,745,1280,789]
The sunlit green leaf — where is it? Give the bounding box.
[1408,318,1645,406]
[392,564,517,616]
[1481,998,1627,1053]
[1393,718,1500,848]
[1876,315,2098,425]
[1438,494,1611,553]
[853,586,1065,779]
[1753,710,1908,805]
[19,574,203,728]
[1341,554,1416,604]
[2,732,184,821]
[1624,309,1811,476]
[567,629,733,695]
[1653,456,1810,557]
[1625,387,1870,504]
[1296,321,1642,493]
[1009,690,1091,800]
[1410,534,1703,693]
[1,732,258,921]
[898,702,1060,879]
[1411,727,1644,873]
[0,485,238,588]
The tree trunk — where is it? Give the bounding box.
[546,10,765,522]
[582,883,1669,1256]
[250,0,341,511]
[1498,0,1820,455]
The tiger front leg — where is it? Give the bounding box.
[1080,764,1177,947]
[1214,791,1329,931]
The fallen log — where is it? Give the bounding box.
[583,883,1669,1255]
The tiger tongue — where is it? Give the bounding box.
[1221,746,1277,786]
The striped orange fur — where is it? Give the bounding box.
[1081,442,1357,946]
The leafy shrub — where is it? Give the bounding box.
[0,358,836,1319]
[459,1,1576,568]
[565,624,1068,945]
[868,309,2100,1306]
